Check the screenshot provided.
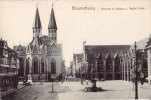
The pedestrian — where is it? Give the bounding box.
[61,79,64,84]
[140,72,144,85]
[102,78,105,82]
[86,80,88,85]
[81,79,83,85]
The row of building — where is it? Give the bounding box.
[72,36,151,83]
[0,39,19,92]
[0,5,66,95]
[0,5,66,91]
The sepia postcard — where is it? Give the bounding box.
[0,0,151,100]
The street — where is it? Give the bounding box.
[1,80,151,100]
[2,82,71,100]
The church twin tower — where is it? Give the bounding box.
[32,5,57,43]
[15,5,64,82]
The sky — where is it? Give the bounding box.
[0,0,151,67]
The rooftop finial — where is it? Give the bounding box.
[36,2,38,8]
[52,3,53,8]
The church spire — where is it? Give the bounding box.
[48,4,57,43]
[33,6,42,37]
[48,4,57,29]
[33,7,42,29]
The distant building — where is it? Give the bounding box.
[73,39,148,81]
[83,45,130,80]
[14,5,64,82]
[73,53,83,78]
[0,39,19,93]
[127,37,148,82]
[70,61,74,76]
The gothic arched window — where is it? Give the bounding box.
[114,56,120,71]
[106,54,112,71]
[51,59,56,74]
[97,55,103,72]
[26,58,30,75]
[33,57,38,74]
[19,58,24,76]
[41,58,45,74]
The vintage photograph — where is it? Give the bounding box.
[0,0,151,100]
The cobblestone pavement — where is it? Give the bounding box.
[1,80,151,100]
[1,82,71,100]
[59,80,151,100]
[0,83,25,99]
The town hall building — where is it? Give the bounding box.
[14,5,64,82]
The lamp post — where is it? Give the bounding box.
[81,63,83,85]
[52,78,53,92]
[50,75,55,93]
[134,41,138,99]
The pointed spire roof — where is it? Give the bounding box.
[48,5,57,29]
[32,7,42,29]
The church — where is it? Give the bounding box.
[14,5,64,82]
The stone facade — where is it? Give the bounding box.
[73,39,148,81]
[73,53,83,78]
[14,6,64,82]
[83,45,130,80]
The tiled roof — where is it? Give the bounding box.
[8,47,18,58]
[85,45,130,59]
[40,36,52,45]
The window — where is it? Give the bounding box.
[51,59,56,74]
[114,56,120,70]
[106,55,112,71]
[97,55,103,72]
[26,58,30,75]
[41,58,45,74]
[19,58,24,76]
[33,57,38,74]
